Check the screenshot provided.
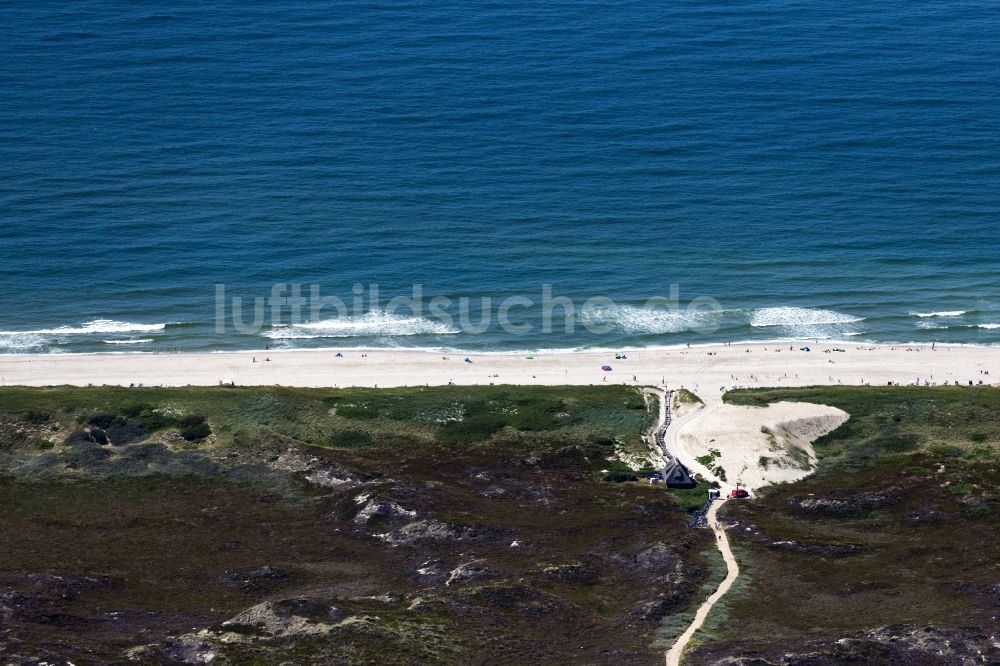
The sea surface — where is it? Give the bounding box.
[3,1,1000,354]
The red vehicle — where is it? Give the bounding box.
[730,485,750,499]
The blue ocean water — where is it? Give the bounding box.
[2,0,1000,353]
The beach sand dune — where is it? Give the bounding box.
[677,400,849,491]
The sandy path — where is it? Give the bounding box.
[666,399,729,490]
[665,500,739,666]
[656,388,739,666]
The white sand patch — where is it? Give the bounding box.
[678,401,848,491]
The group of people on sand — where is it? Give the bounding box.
[913,378,989,387]
[250,350,379,364]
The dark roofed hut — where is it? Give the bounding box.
[663,459,697,489]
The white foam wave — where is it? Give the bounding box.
[916,321,1000,331]
[0,319,168,336]
[911,310,967,318]
[103,338,154,345]
[0,333,48,352]
[262,312,458,339]
[577,305,718,334]
[750,307,863,327]
[747,307,863,340]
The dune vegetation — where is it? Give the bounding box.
[0,384,714,665]
[690,386,999,663]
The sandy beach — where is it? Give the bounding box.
[0,341,995,392]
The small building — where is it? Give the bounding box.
[663,460,697,489]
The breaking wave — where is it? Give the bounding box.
[0,320,171,352]
[749,307,863,327]
[911,310,967,318]
[917,322,1000,331]
[746,307,864,339]
[0,319,169,336]
[262,312,459,339]
[0,333,48,352]
[577,305,720,334]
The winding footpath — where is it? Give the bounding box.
[654,388,741,666]
[665,500,739,666]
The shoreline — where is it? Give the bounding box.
[3,336,997,359]
[0,341,996,390]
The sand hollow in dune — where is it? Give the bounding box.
[679,401,849,491]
